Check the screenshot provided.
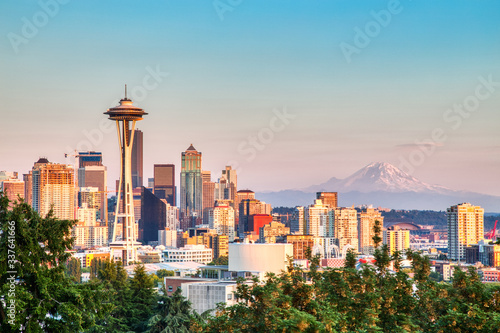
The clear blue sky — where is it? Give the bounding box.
[1,0,499,196]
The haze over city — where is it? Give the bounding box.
[1,0,499,196]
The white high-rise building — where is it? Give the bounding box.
[209,205,235,242]
[158,228,178,248]
[305,199,331,237]
[73,203,108,249]
[447,203,484,261]
[161,199,179,230]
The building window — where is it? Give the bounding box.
[168,285,173,292]
[227,293,232,300]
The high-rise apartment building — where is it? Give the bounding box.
[31,159,75,220]
[2,179,24,206]
[154,164,176,206]
[208,204,236,242]
[447,203,484,261]
[131,129,143,188]
[358,207,384,254]
[79,187,101,219]
[180,144,203,228]
[330,207,358,251]
[383,225,410,255]
[78,162,107,223]
[305,199,331,237]
[316,192,338,208]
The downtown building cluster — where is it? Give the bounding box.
[1,92,499,314]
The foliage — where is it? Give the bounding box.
[156,269,175,278]
[198,218,500,333]
[3,193,500,332]
[0,193,108,332]
[66,257,82,283]
[87,261,157,333]
[207,255,228,266]
[147,288,196,333]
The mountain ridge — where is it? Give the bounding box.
[256,162,500,211]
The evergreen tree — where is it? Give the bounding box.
[66,257,82,283]
[129,264,156,332]
[148,288,196,333]
[0,193,108,332]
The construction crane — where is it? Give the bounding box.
[485,220,498,239]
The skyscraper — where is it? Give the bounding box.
[31,158,75,220]
[154,164,176,206]
[305,199,331,237]
[208,204,235,242]
[316,192,338,208]
[447,203,484,261]
[78,156,107,224]
[358,207,384,254]
[202,171,215,224]
[78,151,103,168]
[23,173,32,206]
[131,129,143,188]
[220,166,237,205]
[238,198,272,238]
[180,144,202,229]
[140,187,167,244]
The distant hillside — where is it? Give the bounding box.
[272,207,499,231]
[381,210,447,226]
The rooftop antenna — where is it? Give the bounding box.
[125,84,127,99]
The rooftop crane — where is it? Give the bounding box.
[485,220,498,239]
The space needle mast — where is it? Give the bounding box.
[104,86,147,265]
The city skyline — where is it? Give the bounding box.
[1,1,499,197]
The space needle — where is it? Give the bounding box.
[104,86,147,265]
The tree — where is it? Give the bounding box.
[156,269,175,279]
[207,255,228,266]
[66,257,82,283]
[0,193,108,332]
[147,288,196,333]
[87,259,133,333]
[129,264,156,332]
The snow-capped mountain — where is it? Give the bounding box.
[304,162,450,194]
[256,162,500,211]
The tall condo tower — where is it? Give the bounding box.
[104,88,147,265]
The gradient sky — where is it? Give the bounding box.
[1,0,499,197]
